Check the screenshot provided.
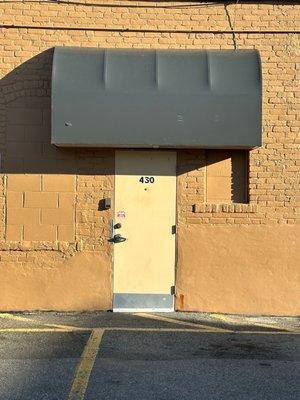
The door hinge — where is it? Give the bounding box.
[170,285,176,295]
[172,225,177,234]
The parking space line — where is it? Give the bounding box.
[106,327,223,332]
[0,328,89,333]
[68,328,104,400]
[0,327,298,334]
[0,313,82,331]
[135,312,231,332]
[210,313,299,333]
[104,327,299,335]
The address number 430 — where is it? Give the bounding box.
[139,176,155,183]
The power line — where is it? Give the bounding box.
[1,23,298,34]
[0,0,228,9]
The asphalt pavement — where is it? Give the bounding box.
[0,312,299,400]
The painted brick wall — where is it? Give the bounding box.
[6,174,75,241]
[0,1,299,311]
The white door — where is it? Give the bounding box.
[113,150,177,312]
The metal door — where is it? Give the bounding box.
[113,150,177,312]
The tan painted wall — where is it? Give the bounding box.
[176,225,300,315]
[0,251,112,311]
[0,1,299,313]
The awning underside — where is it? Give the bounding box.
[52,47,262,149]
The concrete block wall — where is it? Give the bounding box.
[0,0,299,313]
[6,174,75,242]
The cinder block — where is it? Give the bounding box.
[7,191,23,208]
[24,224,56,241]
[42,175,75,192]
[207,157,232,177]
[6,225,23,241]
[25,125,50,142]
[58,225,75,241]
[6,142,43,157]
[7,108,43,126]
[7,208,40,225]
[2,157,24,173]
[24,192,58,208]
[7,174,41,191]
[6,125,25,142]
[58,193,75,208]
[43,110,51,126]
[41,208,74,225]
[207,177,232,202]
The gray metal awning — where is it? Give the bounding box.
[52,47,262,149]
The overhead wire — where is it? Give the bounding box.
[1,0,298,34]
[0,0,231,9]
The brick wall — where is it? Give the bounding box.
[0,1,299,311]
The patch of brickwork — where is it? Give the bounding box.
[177,150,206,225]
[76,151,114,252]
[194,204,258,214]
[6,174,75,242]
[0,47,114,261]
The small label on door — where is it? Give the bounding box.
[117,210,126,218]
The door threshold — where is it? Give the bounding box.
[113,308,174,313]
[113,293,174,311]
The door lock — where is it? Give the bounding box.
[111,234,127,243]
[109,220,126,243]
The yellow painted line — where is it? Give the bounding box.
[0,328,90,333]
[68,329,104,400]
[0,313,47,324]
[106,327,222,333]
[242,318,300,333]
[105,327,299,335]
[210,314,232,323]
[104,327,300,335]
[135,312,231,332]
[250,323,299,334]
[0,313,84,331]
[0,327,298,335]
[108,328,299,335]
[0,327,222,333]
[210,313,299,333]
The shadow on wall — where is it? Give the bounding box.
[0,49,114,176]
[205,150,248,204]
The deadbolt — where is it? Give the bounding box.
[114,223,122,229]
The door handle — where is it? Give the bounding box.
[110,234,127,243]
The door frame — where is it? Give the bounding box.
[112,149,178,312]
